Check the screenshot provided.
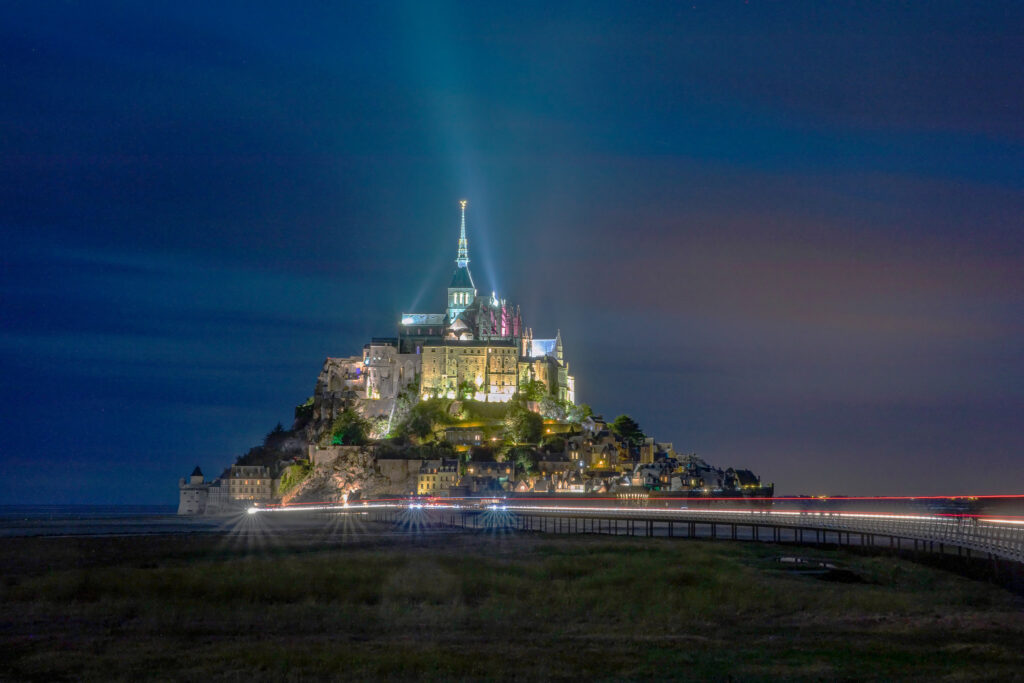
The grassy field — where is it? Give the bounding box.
[1,522,1022,681]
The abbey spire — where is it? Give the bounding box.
[456,199,469,267]
[447,199,476,322]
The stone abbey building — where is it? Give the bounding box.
[316,201,575,418]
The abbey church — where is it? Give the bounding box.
[316,201,575,418]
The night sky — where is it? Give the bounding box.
[2,2,1022,504]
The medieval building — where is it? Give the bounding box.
[317,200,574,416]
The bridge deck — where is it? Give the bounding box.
[371,504,1024,564]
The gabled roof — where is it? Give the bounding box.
[449,265,476,290]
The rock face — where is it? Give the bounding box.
[374,458,424,496]
[284,447,392,504]
[303,356,399,444]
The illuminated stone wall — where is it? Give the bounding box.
[421,342,517,401]
[316,356,365,394]
[363,343,420,401]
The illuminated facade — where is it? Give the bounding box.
[362,339,419,401]
[359,200,574,405]
[227,465,272,502]
[417,459,460,495]
[518,329,575,404]
[420,341,519,400]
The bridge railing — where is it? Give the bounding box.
[497,505,1024,563]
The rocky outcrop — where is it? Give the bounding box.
[284,447,392,505]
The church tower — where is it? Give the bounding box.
[447,199,477,322]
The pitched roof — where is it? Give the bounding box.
[449,265,476,290]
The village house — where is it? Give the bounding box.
[227,465,272,502]
[417,459,460,496]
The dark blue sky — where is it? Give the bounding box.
[2,1,1022,503]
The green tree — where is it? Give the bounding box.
[294,396,315,423]
[457,379,477,400]
[369,416,389,439]
[565,403,593,424]
[508,445,538,477]
[331,408,370,446]
[390,384,419,434]
[610,414,645,448]
[503,401,543,444]
[394,398,453,440]
[538,394,566,420]
[277,460,313,496]
[517,379,548,401]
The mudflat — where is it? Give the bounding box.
[2,515,1022,681]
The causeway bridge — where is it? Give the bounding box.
[361,499,1024,565]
